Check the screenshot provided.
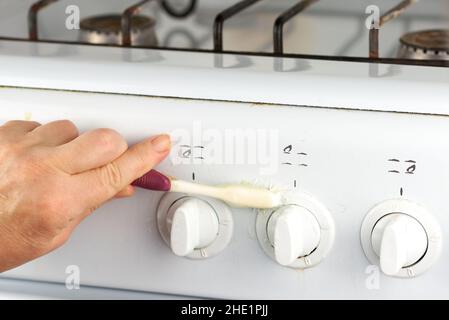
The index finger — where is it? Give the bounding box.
[74,134,171,213]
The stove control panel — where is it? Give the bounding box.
[361,199,442,278]
[156,193,233,259]
[2,88,449,299]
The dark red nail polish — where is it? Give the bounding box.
[132,170,171,191]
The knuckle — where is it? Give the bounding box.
[2,120,23,127]
[100,162,123,190]
[26,120,42,128]
[94,128,127,153]
[58,120,79,136]
[2,120,40,129]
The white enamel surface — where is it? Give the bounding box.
[0,279,190,300]
[267,205,321,266]
[168,198,219,257]
[1,88,449,299]
[0,40,448,115]
[1,0,449,116]
[371,214,427,276]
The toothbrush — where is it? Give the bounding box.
[132,170,284,209]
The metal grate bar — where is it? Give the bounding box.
[28,0,59,41]
[369,0,418,58]
[121,0,154,47]
[213,0,263,52]
[273,0,319,54]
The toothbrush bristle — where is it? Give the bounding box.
[241,179,284,192]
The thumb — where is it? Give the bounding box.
[75,134,171,213]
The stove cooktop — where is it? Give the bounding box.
[0,0,448,66]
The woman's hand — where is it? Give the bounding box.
[0,120,170,272]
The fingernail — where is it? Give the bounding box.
[151,134,171,153]
[132,170,171,191]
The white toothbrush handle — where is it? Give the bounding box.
[170,180,282,209]
[171,180,222,198]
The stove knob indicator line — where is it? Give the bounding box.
[168,198,219,257]
[371,214,427,276]
[267,205,320,266]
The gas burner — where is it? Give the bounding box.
[398,29,449,61]
[79,14,158,47]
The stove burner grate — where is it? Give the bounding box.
[79,14,158,47]
[0,0,444,67]
[399,29,449,61]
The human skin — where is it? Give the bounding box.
[0,120,170,272]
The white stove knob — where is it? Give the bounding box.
[267,205,321,266]
[361,199,442,278]
[371,214,427,276]
[167,198,219,257]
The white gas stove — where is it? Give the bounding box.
[0,0,448,299]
